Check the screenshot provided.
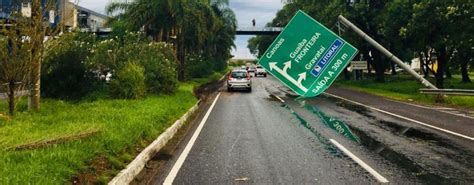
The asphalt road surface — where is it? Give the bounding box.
[148,75,474,184]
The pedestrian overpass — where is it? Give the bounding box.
[81,27,283,36]
[236,27,283,35]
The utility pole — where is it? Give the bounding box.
[338,15,438,89]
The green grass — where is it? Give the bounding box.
[335,73,474,110]
[0,73,224,184]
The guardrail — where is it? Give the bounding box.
[420,89,474,96]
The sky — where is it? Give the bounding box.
[75,0,285,59]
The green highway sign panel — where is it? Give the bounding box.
[258,11,358,97]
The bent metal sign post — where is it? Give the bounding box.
[258,11,358,97]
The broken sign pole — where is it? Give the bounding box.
[338,15,438,89]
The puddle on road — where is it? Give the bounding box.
[295,99,360,143]
[274,94,474,183]
[322,95,376,119]
[294,98,474,183]
[377,120,474,175]
[348,126,451,184]
[377,120,456,150]
[280,104,340,155]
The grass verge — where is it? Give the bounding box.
[0,72,225,184]
[335,73,474,110]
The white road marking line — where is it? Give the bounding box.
[324,92,474,141]
[435,107,455,110]
[443,111,474,120]
[163,93,221,185]
[276,92,387,183]
[329,139,389,183]
[400,101,474,120]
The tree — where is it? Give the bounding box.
[402,1,460,88]
[0,22,31,115]
[107,0,235,81]
[445,3,473,83]
[0,0,60,114]
[207,4,237,71]
[247,35,275,58]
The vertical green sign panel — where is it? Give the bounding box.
[258,11,358,97]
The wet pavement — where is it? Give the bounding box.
[144,75,474,184]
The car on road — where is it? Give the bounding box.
[254,65,267,77]
[227,69,252,92]
[247,66,256,73]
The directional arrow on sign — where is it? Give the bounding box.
[297,72,306,85]
[269,61,308,92]
[283,61,292,72]
[257,11,358,97]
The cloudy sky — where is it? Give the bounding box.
[76,0,284,59]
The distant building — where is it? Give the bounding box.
[1,0,53,21]
[70,3,109,32]
[0,0,109,31]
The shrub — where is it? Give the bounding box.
[41,32,96,99]
[186,55,214,78]
[109,62,146,99]
[88,32,178,95]
[140,54,178,94]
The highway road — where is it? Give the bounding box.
[142,75,474,184]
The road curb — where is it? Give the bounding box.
[108,100,201,185]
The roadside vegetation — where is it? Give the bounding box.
[0,0,236,184]
[0,76,226,184]
[335,73,474,110]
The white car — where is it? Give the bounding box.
[254,65,267,77]
[227,69,252,92]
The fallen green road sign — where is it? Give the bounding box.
[258,11,358,97]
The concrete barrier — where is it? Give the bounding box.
[109,101,201,185]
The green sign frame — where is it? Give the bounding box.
[258,11,358,97]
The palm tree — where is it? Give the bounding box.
[107,0,235,80]
[206,4,237,70]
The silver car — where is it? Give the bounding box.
[227,69,252,92]
[255,65,267,77]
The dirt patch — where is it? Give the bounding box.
[71,156,111,185]
[194,76,227,100]
[130,111,200,185]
